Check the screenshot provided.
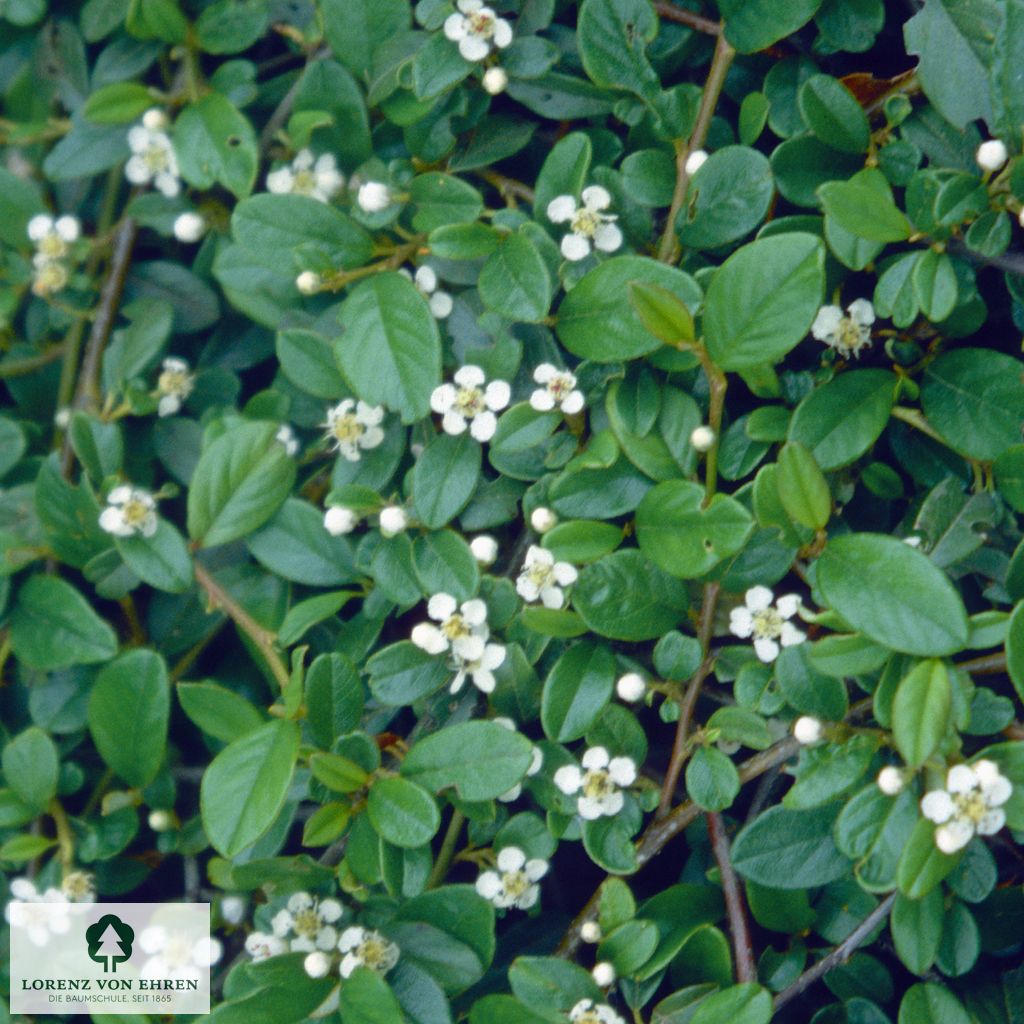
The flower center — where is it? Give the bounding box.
[570,208,601,237]
[751,607,784,640]
[454,386,486,417]
[836,317,868,352]
[582,769,615,800]
[37,234,67,259]
[292,169,317,194]
[331,413,365,443]
[293,908,322,939]
[468,11,495,36]
[501,870,531,899]
[549,375,574,399]
[162,933,193,967]
[357,936,391,971]
[121,498,150,527]
[525,562,555,590]
[441,613,471,640]
[143,142,171,172]
[159,369,190,396]
[575,1010,602,1024]
[954,790,989,824]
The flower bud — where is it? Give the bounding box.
[358,181,391,213]
[220,896,246,925]
[580,921,602,943]
[483,66,508,95]
[685,149,708,175]
[304,951,332,978]
[690,425,716,452]
[54,407,72,429]
[592,962,616,987]
[148,809,174,832]
[877,766,904,796]
[142,108,169,131]
[324,506,358,535]
[976,139,1008,172]
[173,212,206,243]
[530,507,557,533]
[296,270,321,295]
[615,672,646,703]
[1018,207,1024,229]
[470,535,499,566]
[379,505,408,537]
[793,716,824,745]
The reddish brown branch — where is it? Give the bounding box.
[653,1,722,35]
[707,811,756,983]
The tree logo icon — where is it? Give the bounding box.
[86,914,134,973]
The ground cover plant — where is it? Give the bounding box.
[2,0,1024,1021]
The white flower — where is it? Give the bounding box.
[323,399,386,461]
[684,149,708,176]
[400,265,453,318]
[811,299,875,359]
[126,110,180,197]
[793,716,824,745]
[138,926,222,983]
[324,506,358,535]
[27,213,79,258]
[378,505,408,537]
[430,365,510,442]
[4,878,71,947]
[690,425,715,452]
[266,149,344,203]
[173,212,206,243]
[99,485,158,538]
[483,66,508,94]
[245,931,288,961]
[450,642,506,694]
[579,921,602,944]
[156,357,194,417]
[220,896,246,925]
[304,951,332,978]
[470,534,499,566]
[296,270,321,295]
[476,847,549,910]
[271,892,343,953]
[530,364,584,414]
[357,181,392,213]
[547,186,623,262]
[148,809,175,831]
[616,672,646,703]
[530,507,557,533]
[32,258,70,296]
[976,139,1008,172]
[903,535,923,548]
[571,998,625,1024]
[877,766,905,796]
[728,586,805,663]
[276,424,300,457]
[444,0,513,62]
[921,760,1012,854]
[60,871,95,903]
[516,545,577,609]
[591,963,616,988]
[493,717,543,801]
[337,926,399,978]
[554,746,636,820]
[411,592,490,660]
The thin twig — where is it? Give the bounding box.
[427,810,465,889]
[772,892,896,1013]
[947,237,1024,277]
[653,1,722,35]
[707,812,756,983]
[957,651,1007,675]
[476,169,537,205]
[0,345,65,378]
[258,45,330,155]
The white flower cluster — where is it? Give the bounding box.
[921,760,1012,853]
[99,485,158,538]
[27,214,80,297]
[569,999,626,1024]
[475,846,548,910]
[156,357,195,417]
[517,545,577,608]
[266,149,344,203]
[411,593,506,694]
[4,878,73,947]
[431,365,510,442]
[811,299,875,359]
[729,586,805,663]
[444,0,512,61]
[125,109,180,197]
[554,746,637,820]
[138,926,222,982]
[323,399,385,461]
[547,186,622,261]
[530,364,584,414]
[400,265,453,318]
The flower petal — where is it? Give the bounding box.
[547,196,577,223]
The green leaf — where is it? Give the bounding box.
[541,640,616,742]
[798,74,871,153]
[635,480,754,578]
[784,734,879,809]
[2,727,59,813]
[582,812,639,874]
[898,983,971,1024]
[409,172,483,231]
[818,170,913,242]
[543,521,623,565]
[720,0,823,52]
[731,803,850,889]
[690,983,772,1024]
[892,659,952,767]
[117,518,193,593]
[322,0,411,78]
[306,653,364,748]
[309,751,370,792]
[913,249,958,321]
[200,719,299,857]
[578,0,660,100]
[816,533,969,656]
[368,641,450,706]
[9,576,117,670]
[338,967,406,1024]
[277,328,347,399]
[896,817,961,899]
[478,233,552,323]
[628,281,696,345]
[637,884,726,979]
[835,785,918,892]
[703,233,825,370]
[177,681,265,743]
[278,591,354,645]
[84,81,155,123]
[88,649,170,787]
[686,746,741,812]
[776,441,831,530]
[557,256,702,362]
[174,93,258,198]
[335,272,442,423]
[367,777,440,848]
[1007,602,1024,704]
[187,421,296,548]
[195,0,269,53]
[412,433,482,529]
[892,889,944,973]
[247,498,356,586]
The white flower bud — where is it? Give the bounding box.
[142,108,169,131]
[690,425,715,452]
[483,66,508,95]
[304,951,332,978]
[470,535,499,566]
[379,505,408,537]
[148,810,174,832]
[358,181,391,213]
[976,139,1008,172]
[793,716,824,745]
[173,212,206,243]
[685,149,708,175]
[324,506,358,535]
[580,921,602,944]
[54,407,72,429]
[220,896,246,925]
[616,672,646,703]
[592,962,616,987]
[1018,207,1024,228]
[296,270,321,295]
[877,766,905,796]
[530,507,557,533]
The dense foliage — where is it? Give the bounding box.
[2,0,1024,1021]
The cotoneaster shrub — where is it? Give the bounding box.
[2,1,1024,1022]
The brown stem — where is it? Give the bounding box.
[657,31,735,264]
[957,651,1007,675]
[476,168,537,205]
[49,798,75,871]
[772,892,896,1013]
[193,561,291,692]
[707,811,756,983]
[653,1,722,35]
